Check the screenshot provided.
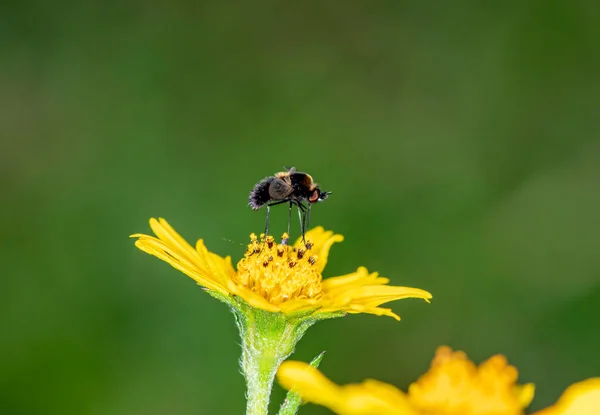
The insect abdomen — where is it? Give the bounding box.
[248,177,273,210]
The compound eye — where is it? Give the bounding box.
[309,190,319,203]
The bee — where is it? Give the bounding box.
[249,167,331,242]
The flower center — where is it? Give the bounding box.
[408,347,529,415]
[233,233,323,305]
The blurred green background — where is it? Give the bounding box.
[2,1,599,414]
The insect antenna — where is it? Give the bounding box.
[221,237,246,247]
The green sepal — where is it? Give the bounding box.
[203,288,346,415]
[232,298,344,415]
[277,352,326,415]
[203,287,239,309]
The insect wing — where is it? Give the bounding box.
[269,177,294,200]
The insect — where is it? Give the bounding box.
[248,167,331,243]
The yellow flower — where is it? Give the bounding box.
[278,347,599,415]
[131,218,431,319]
[407,346,534,415]
[533,378,600,415]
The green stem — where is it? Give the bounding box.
[236,307,315,415]
[242,340,284,415]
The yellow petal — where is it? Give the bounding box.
[361,379,415,413]
[533,378,600,415]
[150,218,200,265]
[277,361,417,415]
[195,238,237,285]
[343,304,401,320]
[295,227,344,273]
[318,267,432,319]
[296,226,333,250]
[227,282,281,313]
[131,218,233,294]
[278,361,344,409]
[134,238,228,294]
[323,267,390,292]
[518,383,536,408]
[335,285,433,307]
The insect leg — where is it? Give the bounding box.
[264,199,290,238]
[294,201,306,244]
[287,201,293,237]
[264,204,270,236]
[298,204,305,243]
[267,200,290,208]
[305,203,312,232]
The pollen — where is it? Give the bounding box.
[233,234,323,305]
